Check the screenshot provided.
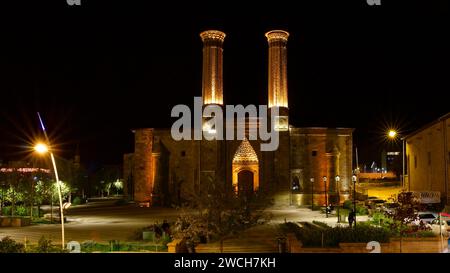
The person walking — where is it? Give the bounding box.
[348,210,356,228]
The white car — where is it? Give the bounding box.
[430,219,450,236]
[417,212,438,224]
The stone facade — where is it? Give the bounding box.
[406,112,450,204]
[126,126,353,207]
[124,30,354,207]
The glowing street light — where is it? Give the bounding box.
[388,129,397,139]
[35,112,65,249]
[34,143,49,154]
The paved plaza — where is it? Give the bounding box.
[0,201,367,246]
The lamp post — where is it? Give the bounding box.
[323,176,328,218]
[310,177,314,211]
[335,175,340,223]
[35,112,65,249]
[352,174,357,225]
[387,130,406,189]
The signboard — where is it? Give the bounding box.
[412,191,441,204]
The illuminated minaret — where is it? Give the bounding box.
[200,30,226,105]
[266,30,289,110]
[265,30,290,197]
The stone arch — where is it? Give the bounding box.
[232,138,259,192]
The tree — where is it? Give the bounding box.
[113,180,123,195]
[35,179,53,217]
[173,175,272,252]
[2,168,26,216]
[384,191,427,252]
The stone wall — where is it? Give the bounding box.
[290,128,353,206]
[288,235,448,253]
[407,114,450,204]
[133,129,153,205]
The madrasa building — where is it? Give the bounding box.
[123,30,354,207]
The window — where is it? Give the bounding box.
[312,151,317,157]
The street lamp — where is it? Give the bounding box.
[310,177,314,211]
[388,130,397,139]
[335,175,340,223]
[323,176,328,218]
[352,174,357,224]
[387,130,406,189]
[35,112,65,249]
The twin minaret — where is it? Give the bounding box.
[200,29,289,109]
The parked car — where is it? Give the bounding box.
[365,196,378,206]
[366,198,386,209]
[430,219,450,236]
[417,212,438,224]
[381,202,400,214]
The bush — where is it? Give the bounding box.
[72,196,84,206]
[312,221,330,229]
[1,206,11,215]
[15,206,27,216]
[0,237,25,253]
[280,222,391,247]
[404,230,436,238]
[356,205,368,215]
[343,200,353,210]
[30,236,67,253]
[81,240,110,253]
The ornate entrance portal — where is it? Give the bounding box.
[232,138,259,194]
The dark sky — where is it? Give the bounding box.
[0,1,449,169]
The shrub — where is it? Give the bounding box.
[15,206,27,216]
[370,212,394,228]
[356,205,368,215]
[31,236,67,253]
[1,206,11,215]
[343,200,353,210]
[312,221,330,229]
[72,196,84,206]
[0,237,25,253]
[81,240,110,253]
[404,230,436,238]
[280,222,391,247]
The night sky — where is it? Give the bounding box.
[0,1,449,170]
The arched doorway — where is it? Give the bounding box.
[292,176,300,192]
[238,170,254,197]
[232,138,259,193]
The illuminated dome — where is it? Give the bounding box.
[233,138,258,164]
